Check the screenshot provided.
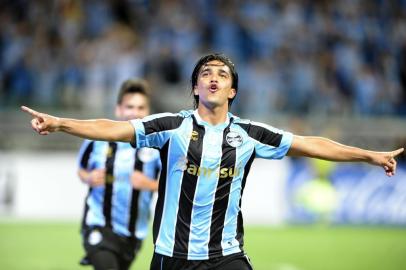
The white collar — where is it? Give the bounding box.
[193,110,231,129]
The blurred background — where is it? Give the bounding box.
[0,0,406,270]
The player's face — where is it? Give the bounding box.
[115,93,150,120]
[194,60,236,109]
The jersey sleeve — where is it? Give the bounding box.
[130,113,184,149]
[249,121,293,160]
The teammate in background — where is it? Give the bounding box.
[77,79,161,270]
[22,53,403,270]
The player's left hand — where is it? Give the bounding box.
[368,148,404,177]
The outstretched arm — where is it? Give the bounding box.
[21,106,135,142]
[287,135,404,177]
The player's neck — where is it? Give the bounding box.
[196,104,229,126]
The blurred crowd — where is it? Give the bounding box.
[1,0,406,117]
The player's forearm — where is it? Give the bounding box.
[78,169,90,184]
[59,118,134,142]
[139,180,158,191]
[132,172,159,191]
[288,136,373,163]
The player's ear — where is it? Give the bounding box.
[193,85,199,96]
[228,88,236,99]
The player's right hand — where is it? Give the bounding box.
[87,169,106,187]
[21,106,61,135]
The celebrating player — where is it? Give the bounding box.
[22,53,403,270]
[77,79,161,270]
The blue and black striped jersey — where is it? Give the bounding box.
[130,110,293,260]
[78,140,161,239]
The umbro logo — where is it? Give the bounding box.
[191,130,199,141]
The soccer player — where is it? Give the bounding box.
[77,79,161,270]
[22,54,403,270]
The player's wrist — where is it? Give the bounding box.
[362,150,376,164]
[56,117,68,132]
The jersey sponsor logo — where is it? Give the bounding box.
[175,157,241,178]
[186,164,240,178]
[226,131,243,147]
[88,230,102,245]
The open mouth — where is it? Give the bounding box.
[209,84,218,93]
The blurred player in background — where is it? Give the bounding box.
[22,53,404,270]
[77,79,161,270]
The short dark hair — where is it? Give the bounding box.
[191,53,239,109]
[117,79,150,104]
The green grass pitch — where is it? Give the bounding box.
[0,222,405,270]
